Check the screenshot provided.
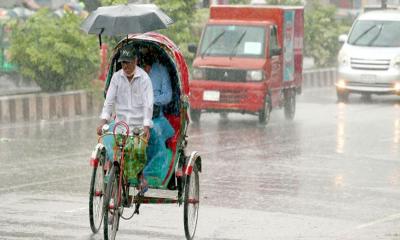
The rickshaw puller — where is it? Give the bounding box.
[96,45,154,191]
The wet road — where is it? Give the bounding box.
[1,88,400,239]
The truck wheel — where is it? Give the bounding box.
[284,89,296,120]
[190,109,201,123]
[336,89,349,103]
[361,93,371,102]
[220,112,228,119]
[259,94,271,124]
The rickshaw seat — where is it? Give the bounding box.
[165,114,180,152]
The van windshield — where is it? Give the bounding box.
[348,20,400,47]
[199,25,265,57]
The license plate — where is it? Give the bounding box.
[203,90,220,101]
[360,74,376,84]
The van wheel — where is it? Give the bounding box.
[259,94,271,124]
[284,89,296,120]
[337,89,349,103]
[190,109,201,123]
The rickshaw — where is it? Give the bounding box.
[88,32,201,240]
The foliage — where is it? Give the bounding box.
[304,1,350,67]
[265,0,351,67]
[100,0,198,63]
[191,8,209,40]
[101,0,126,5]
[99,0,351,68]
[9,9,99,92]
[81,0,101,11]
[152,0,198,62]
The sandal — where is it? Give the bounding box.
[137,174,148,194]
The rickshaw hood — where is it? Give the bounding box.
[115,32,189,95]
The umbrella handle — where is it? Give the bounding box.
[98,28,104,49]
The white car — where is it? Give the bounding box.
[336,10,400,102]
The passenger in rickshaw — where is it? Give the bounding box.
[96,44,154,191]
[140,46,175,184]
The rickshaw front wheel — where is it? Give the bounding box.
[103,165,120,240]
[89,154,105,233]
[183,163,200,240]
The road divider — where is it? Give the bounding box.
[0,68,337,123]
[302,67,336,88]
[0,90,101,123]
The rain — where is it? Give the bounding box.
[1,0,400,240]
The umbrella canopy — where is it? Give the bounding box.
[80,4,173,36]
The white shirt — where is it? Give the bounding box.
[100,67,154,128]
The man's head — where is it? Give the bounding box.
[118,45,137,63]
[118,46,137,77]
[143,55,154,74]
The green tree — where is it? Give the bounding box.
[101,0,126,5]
[153,0,197,59]
[9,9,99,92]
[100,0,198,62]
[304,1,347,67]
[267,0,350,67]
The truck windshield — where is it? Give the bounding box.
[348,20,400,47]
[199,25,265,57]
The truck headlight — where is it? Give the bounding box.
[192,68,205,80]
[338,52,349,67]
[392,56,400,69]
[246,70,264,81]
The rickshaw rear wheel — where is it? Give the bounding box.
[183,163,200,240]
[104,165,120,240]
[89,158,105,233]
[190,109,201,123]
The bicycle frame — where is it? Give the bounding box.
[112,121,130,210]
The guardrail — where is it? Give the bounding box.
[0,90,100,123]
[0,68,337,123]
[302,67,336,88]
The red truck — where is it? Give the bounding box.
[188,5,304,124]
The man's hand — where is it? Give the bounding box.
[97,119,107,136]
[144,126,150,141]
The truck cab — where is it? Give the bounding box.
[189,5,303,124]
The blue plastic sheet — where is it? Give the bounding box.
[144,116,175,181]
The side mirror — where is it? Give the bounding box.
[338,34,348,44]
[271,48,282,56]
[188,43,197,54]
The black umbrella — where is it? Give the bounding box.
[80,3,173,36]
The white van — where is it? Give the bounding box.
[336,10,400,102]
